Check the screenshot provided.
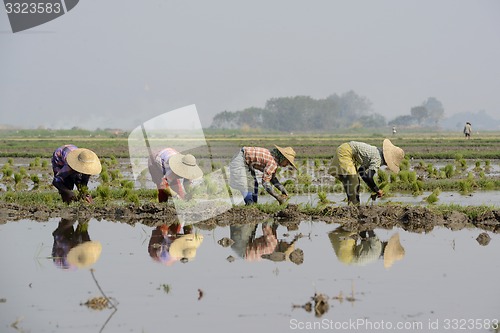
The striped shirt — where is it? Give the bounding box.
[348,141,383,172]
[243,147,278,182]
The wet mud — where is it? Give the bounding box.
[1,202,499,234]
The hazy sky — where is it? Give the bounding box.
[1,0,499,130]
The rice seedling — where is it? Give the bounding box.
[376,169,388,183]
[411,180,423,196]
[125,191,140,205]
[317,191,330,205]
[458,179,474,194]
[473,161,482,172]
[2,165,13,178]
[408,171,417,183]
[389,173,397,183]
[110,170,122,182]
[398,170,410,183]
[443,164,454,178]
[14,173,22,185]
[96,185,111,202]
[425,188,441,204]
[297,173,312,186]
[30,174,40,187]
[100,171,110,183]
[399,159,410,171]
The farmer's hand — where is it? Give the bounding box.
[277,194,288,205]
[84,194,94,204]
[376,190,384,198]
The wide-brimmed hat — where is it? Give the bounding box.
[169,234,204,261]
[274,145,297,169]
[67,241,102,269]
[66,148,102,175]
[383,233,405,269]
[169,153,203,180]
[382,139,405,173]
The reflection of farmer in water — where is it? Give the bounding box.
[52,217,102,269]
[328,227,405,268]
[148,223,203,265]
[230,222,303,264]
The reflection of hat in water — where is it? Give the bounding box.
[169,234,204,261]
[274,145,298,169]
[382,139,405,173]
[169,153,203,180]
[67,241,102,268]
[384,233,405,269]
[66,148,102,175]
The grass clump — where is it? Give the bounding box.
[443,164,455,178]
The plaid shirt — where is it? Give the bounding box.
[244,226,278,262]
[243,147,278,182]
[348,141,383,172]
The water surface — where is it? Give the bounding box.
[1,218,499,333]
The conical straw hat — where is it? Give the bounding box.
[383,233,405,268]
[67,241,102,269]
[169,154,203,180]
[66,148,102,175]
[275,145,297,169]
[169,234,204,261]
[382,139,404,173]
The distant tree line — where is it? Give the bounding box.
[211,91,445,131]
[389,97,445,128]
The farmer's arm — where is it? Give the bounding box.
[358,166,381,195]
[52,167,77,202]
[262,172,287,204]
[271,176,288,196]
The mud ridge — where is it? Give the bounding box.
[1,202,499,234]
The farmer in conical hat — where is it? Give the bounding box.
[329,139,404,205]
[52,145,102,203]
[148,148,203,203]
[229,145,297,205]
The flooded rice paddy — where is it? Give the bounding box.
[1,216,499,333]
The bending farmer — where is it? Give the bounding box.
[148,148,203,203]
[52,145,102,203]
[229,145,297,205]
[329,139,404,205]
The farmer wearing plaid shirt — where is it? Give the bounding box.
[52,144,101,203]
[229,145,297,205]
[329,139,404,205]
[148,148,203,203]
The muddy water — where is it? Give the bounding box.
[1,219,499,333]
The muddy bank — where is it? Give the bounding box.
[1,202,499,234]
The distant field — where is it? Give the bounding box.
[1,130,499,160]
